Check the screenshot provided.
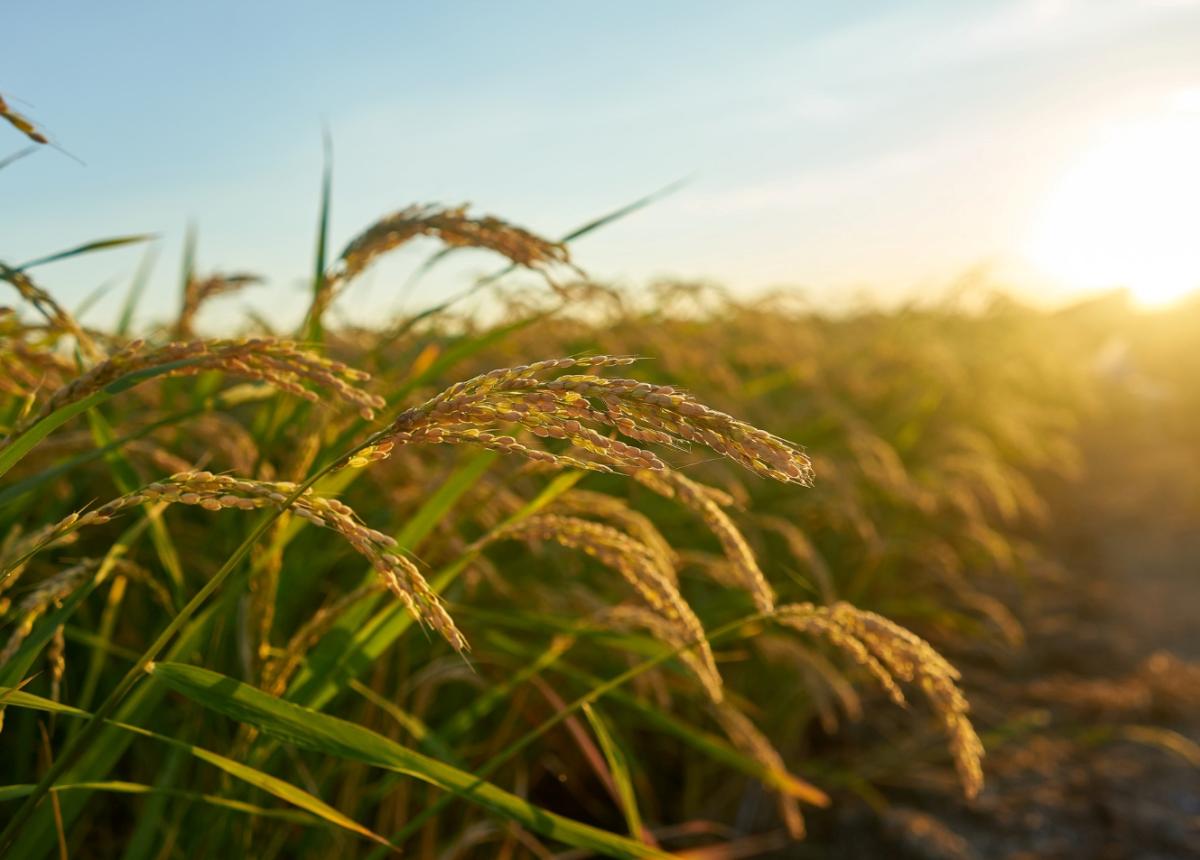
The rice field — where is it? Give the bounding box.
[2,120,1199,858]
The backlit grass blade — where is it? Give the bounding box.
[18,235,156,270]
[303,128,333,343]
[116,246,158,336]
[147,662,670,859]
[73,279,115,319]
[0,685,392,848]
[583,702,645,840]
[0,782,318,825]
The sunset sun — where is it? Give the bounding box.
[1026,96,1200,306]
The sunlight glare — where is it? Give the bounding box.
[1026,95,1200,306]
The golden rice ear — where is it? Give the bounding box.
[308,204,574,327]
[0,560,96,666]
[635,468,775,612]
[553,489,679,582]
[825,603,984,800]
[0,263,100,360]
[353,355,814,485]
[709,699,830,838]
[2,337,385,446]
[10,472,467,655]
[775,602,985,800]
[0,324,78,398]
[176,272,262,338]
[479,513,721,703]
[0,94,49,145]
[334,204,571,283]
[595,604,724,703]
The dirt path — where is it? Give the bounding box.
[806,403,1200,859]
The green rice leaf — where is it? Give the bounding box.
[18,235,156,270]
[0,684,392,848]
[147,661,670,858]
[583,702,644,840]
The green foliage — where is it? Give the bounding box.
[3,183,1191,859]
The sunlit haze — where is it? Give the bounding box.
[1024,89,1200,307]
[4,0,1200,327]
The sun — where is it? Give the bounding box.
[1025,95,1200,307]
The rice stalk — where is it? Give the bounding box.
[0,263,100,359]
[709,700,809,838]
[478,514,723,702]
[1,337,385,446]
[775,602,984,799]
[635,468,775,612]
[309,204,574,328]
[0,560,96,667]
[350,356,814,484]
[176,272,262,338]
[0,94,48,145]
[553,489,679,582]
[7,472,465,653]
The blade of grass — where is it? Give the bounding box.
[116,246,158,337]
[0,781,316,824]
[582,702,644,840]
[118,736,186,860]
[146,662,669,859]
[72,279,114,320]
[0,686,392,848]
[491,628,830,807]
[0,411,393,854]
[440,635,576,743]
[4,587,233,857]
[0,145,38,171]
[303,128,333,343]
[18,235,156,270]
[346,679,460,764]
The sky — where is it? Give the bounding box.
[3,0,1200,330]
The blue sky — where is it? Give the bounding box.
[4,1,1200,330]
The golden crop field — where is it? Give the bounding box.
[3,74,1200,858]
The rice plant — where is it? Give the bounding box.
[11,94,1192,853]
[0,169,1017,857]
